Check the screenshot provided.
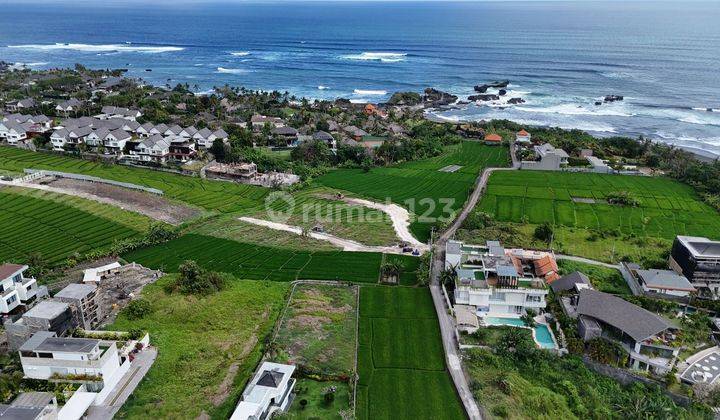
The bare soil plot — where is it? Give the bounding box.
[40,177,202,225]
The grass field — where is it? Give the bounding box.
[110,275,288,419]
[557,260,631,295]
[272,283,357,377]
[122,234,419,284]
[478,171,720,240]
[356,286,464,420]
[316,142,509,241]
[286,379,352,419]
[0,188,146,264]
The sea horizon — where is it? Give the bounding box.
[1,0,719,155]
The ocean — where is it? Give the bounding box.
[1,1,719,156]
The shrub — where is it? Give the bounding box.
[168,260,226,295]
[534,222,554,243]
[124,299,153,320]
[299,399,308,409]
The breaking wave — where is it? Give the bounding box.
[343,52,407,63]
[353,89,387,95]
[216,67,249,74]
[230,51,250,56]
[7,43,183,53]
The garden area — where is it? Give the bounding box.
[316,141,509,241]
[557,260,631,295]
[0,188,148,265]
[463,329,711,419]
[109,274,288,419]
[283,379,352,419]
[122,233,420,284]
[356,286,464,420]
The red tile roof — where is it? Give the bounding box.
[517,129,530,136]
[485,134,502,142]
[533,255,558,276]
[0,263,26,280]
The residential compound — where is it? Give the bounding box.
[446,240,554,320]
[230,362,296,420]
[1,264,39,315]
[670,235,720,299]
[520,143,569,171]
[573,289,680,375]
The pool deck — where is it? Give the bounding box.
[480,314,559,350]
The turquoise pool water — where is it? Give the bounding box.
[484,317,557,349]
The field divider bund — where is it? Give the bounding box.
[23,169,164,195]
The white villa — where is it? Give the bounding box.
[230,362,296,420]
[1,264,39,314]
[520,143,570,171]
[446,241,551,320]
[515,129,531,143]
[19,332,122,384]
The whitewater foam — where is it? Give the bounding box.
[353,89,387,96]
[317,85,330,90]
[216,67,249,74]
[343,52,407,63]
[514,103,634,117]
[7,43,183,53]
[230,51,251,56]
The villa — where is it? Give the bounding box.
[1,264,39,315]
[515,129,531,143]
[5,300,82,351]
[670,235,720,299]
[575,289,680,375]
[55,98,82,116]
[520,143,569,171]
[484,133,502,145]
[446,240,550,320]
[632,268,696,298]
[250,114,285,130]
[229,361,296,420]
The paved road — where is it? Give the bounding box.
[429,144,519,420]
[555,254,620,269]
[86,347,157,420]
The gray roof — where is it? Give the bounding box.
[194,127,212,139]
[636,269,694,291]
[108,129,131,141]
[257,369,285,388]
[677,236,720,258]
[11,392,54,408]
[166,124,183,135]
[312,131,334,141]
[34,336,99,354]
[23,300,69,320]
[212,128,228,138]
[496,264,518,278]
[344,125,368,137]
[577,289,674,342]
[446,240,462,257]
[0,405,44,420]
[19,331,56,352]
[54,283,96,300]
[271,126,298,136]
[550,271,591,293]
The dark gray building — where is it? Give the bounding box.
[670,236,720,299]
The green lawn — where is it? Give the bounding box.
[356,286,464,420]
[285,379,351,419]
[557,259,631,295]
[122,234,419,284]
[316,142,509,241]
[110,275,288,419]
[0,188,146,265]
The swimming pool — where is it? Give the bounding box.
[484,316,557,349]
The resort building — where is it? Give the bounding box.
[484,133,502,145]
[229,362,296,420]
[670,236,720,299]
[520,143,569,171]
[54,283,102,330]
[250,114,285,130]
[576,289,680,375]
[1,264,39,314]
[446,240,550,319]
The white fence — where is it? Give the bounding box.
[23,169,164,195]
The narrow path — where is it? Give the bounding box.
[430,144,519,420]
[238,216,428,255]
[555,254,620,269]
[338,196,427,249]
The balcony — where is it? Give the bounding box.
[15,277,37,301]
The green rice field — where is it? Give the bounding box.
[356,286,464,420]
[478,171,720,239]
[316,142,509,241]
[0,189,144,264]
[122,234,419,284]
